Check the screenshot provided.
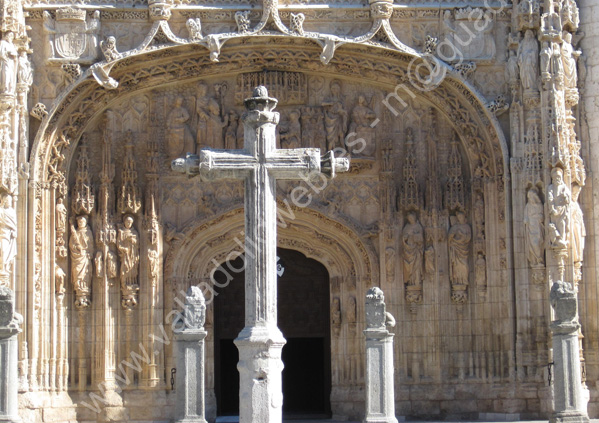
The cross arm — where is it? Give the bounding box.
[268,149,350,180]
[171,150,256,181]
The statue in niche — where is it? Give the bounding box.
[475,253,486,288]
[0,31,17,95]
[348,95,376,156]
[0,193,16,277]
[166,96,193,158]
[69,215,94,295]
[117,214,140,291]
[425,246,436,275]
[56,197,67,235]
[517,30,539,92]
[571,185,585,264]
[55,264,66,296]
[540,41,552,82]
[346,295,357,324]
[225,110,239,150]
[206,100,227,150]
[332,297,341,325]
[561,32,580,90]
[94,251,103,278]
[17,51,32,86]
[322,80,348,151]
[448,211,471,288]
[106,250,118,279]
[148,248,159,287]
[506,49,519,85]
[195,83,223,150]
[551,41,565,83]
[402,212,424,287]
[279,109,301,149]
[523,187,545,266]
[547,167,570,249]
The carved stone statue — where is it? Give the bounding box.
[506,49,519,85]
[17,51,32,86]
[0,31,17,95]
[117,214,140,290]
[561,32,580,90]
[475,253,486,288]
[195,83,222,150]
[517,30,539,92]
[69,215,94,307]
[55,264,66,296]
[548,167,570,249]
[279,109,301,149]
[166,96,193,157]
[348,95,376,156]
[206,100,227,149]
[225,110,239,149]
[540,41,552,82]
[331,297,341,335]
[0,193,16,278]
[55,197,67,235]
[148,248,159,286]
[571,185,585,264]
[402,213,424,288]
[322,80,348,151]
[448,211,471,288]
[346,295,357,324]
[524,188,545,267]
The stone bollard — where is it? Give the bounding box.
[549,281,589,423]
[174,286,208,423]
[0,287,22,423]
[364,287,397,423]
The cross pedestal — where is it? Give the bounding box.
[172,86,349,423]
[0,287,22,423]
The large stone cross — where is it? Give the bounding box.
[172,86,349,423]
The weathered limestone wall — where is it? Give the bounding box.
[578,0,599,416]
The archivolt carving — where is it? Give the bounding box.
[165,206,375,288]
[30,42,507,188]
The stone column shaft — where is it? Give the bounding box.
[0,287,22,423]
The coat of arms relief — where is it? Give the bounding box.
[43,7,100,63]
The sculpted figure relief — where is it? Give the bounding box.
[524,188,545,266]
[279,110,301,149]
[0,31,17,95]
[17,51,32,86]
[166,97,193,157]
[117,214,140,291]
[402,213,424,288]
[561,32,581,89]
[517,30,539,91]
[322,81,348,151]
[0,193,16,278]
[225,110,239,149]
[547,167,570,249]
[348,95,376,156]
[540,41,552,81]
[571,185,585,264]
[69,215,94,306]
[448,211,471,288]
[195,83,224,150]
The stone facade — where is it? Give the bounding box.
[0,0,592,421]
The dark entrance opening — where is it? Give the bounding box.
[214,248,331,418]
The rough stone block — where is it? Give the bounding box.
[43,406,76,422]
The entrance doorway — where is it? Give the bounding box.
[214,248,331,418]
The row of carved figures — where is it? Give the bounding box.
[61,212,145,310]
[166,81,379,158]
[508,29,580,95]
[524,167,585,285]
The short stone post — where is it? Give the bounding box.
[174,286,207,423]
[549,281,589,423]
[0,287,22,423]
[364,287,397,423]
